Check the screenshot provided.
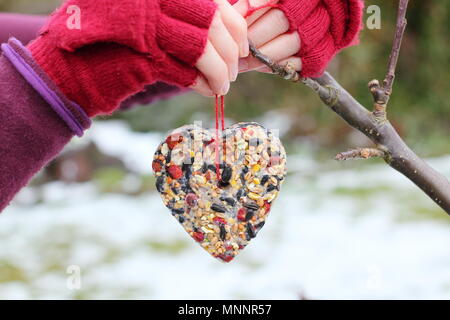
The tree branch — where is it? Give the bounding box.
[314,73,450,214]
[249,0,450,214]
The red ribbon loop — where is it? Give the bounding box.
[214,95,225,180]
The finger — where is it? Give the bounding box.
[256,56,302,74]
[214,0,249,57]
[246,7,271,26]
[239,32,301,72]
[208,12,239,81]
[233,0,250,16]
[233,0,279,15]
[190,75,215,97]
[247,9,289,48]
[233,0,280,24]
[196,40,230,95]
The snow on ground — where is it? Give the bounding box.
[86,121,165,174]
[0,121,449,300]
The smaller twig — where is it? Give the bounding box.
[369,0,409,115]
[335,148,386,161]
[384,0,409,93]
[249,43,300,82]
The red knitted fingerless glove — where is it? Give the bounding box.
[278,0,364,77]
[27,0,217,117]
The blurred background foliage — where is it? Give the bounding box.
[0,0,449,157]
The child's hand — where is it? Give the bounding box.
[233,0,364,77]
[191,0,249,97]
[26,0,250,115]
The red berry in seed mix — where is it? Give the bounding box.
[264,201,271,213]
[213,217,227,225]
[167,165,183,179]
[165,133,183,149]
[237,208,247,222]
[152,160,162,172]
[185,193,198,207]
[218,254,234,262]
[192,232,204,242]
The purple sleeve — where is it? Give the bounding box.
[0,13,187,110]
[0,55,73,211]
[0,12,190,210]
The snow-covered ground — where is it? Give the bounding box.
[1,121,450,300]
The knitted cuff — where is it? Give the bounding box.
[160,0,217,29]
[296,5,330,54]
[158,0,216,66]
[157,14,209,67]
[278,0,364,77]
[279,0,321,29]
[1,38,91,136]
[37,0,159,55]
[28,37,158,117]
[300,33,336,78]
[120,82,187,111]
[324,0,364,49]
[37,0,216,65]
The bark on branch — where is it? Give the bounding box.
[250,0,450,214]
[335,148,385,161]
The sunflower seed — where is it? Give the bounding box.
[245,209,255,221]
[220,225,226,241]
[246,223,256,239]
[243,202,259,211]
[211,203,226,213]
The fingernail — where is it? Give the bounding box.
[238,59,248,72]
[231,63,238,82]
[240,39,249,57]
[221,82,230,95]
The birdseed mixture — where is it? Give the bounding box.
[152,122,287,262]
